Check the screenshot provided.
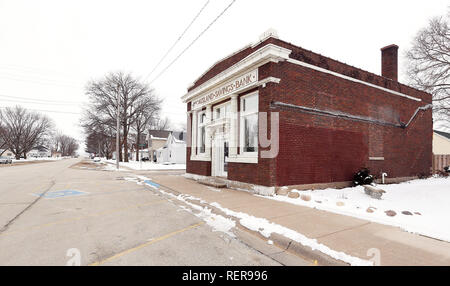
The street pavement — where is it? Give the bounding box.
[0,158,307,266]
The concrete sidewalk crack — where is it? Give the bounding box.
[314,222,372,239]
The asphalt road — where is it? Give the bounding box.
[0,158,286,266]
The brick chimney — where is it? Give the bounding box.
[381,44,398,81]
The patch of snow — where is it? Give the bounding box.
[209,202,372,266]
[207,187,222,193]
[164,193,235,237]
[12,157,62,162]
[100,162,126,171]
[265,177,450,242]
[104,159,185,171]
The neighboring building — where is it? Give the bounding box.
[156,132,187,164]
[0,149,14,159]
[127,130,187,162]
[433,130,450,155]
[130,149,151,160]
[27,146,51,158]
[182,30,433,194]
[432,130,450,173]
[51,151,62,158]
[146,130,172,162]
[112,150,132,161]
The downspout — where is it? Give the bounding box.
[271,101,433,129]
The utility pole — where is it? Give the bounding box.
[116,84,120,170]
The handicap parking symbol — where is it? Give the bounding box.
[34,190,88,199]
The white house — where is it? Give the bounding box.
[433,130,450,173]
[0,149,14,159]
[27,146,51,158]
[156,132,186,164]
[433,130,450,155]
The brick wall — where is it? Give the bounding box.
[186,147,211,176]
[270,60,432,186]
[185,37,433,187]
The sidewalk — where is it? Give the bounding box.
[146,173,450,266]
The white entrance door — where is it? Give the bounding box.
[213,133,229,177]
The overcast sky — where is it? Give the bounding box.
[0,0,448,151]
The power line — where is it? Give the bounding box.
[0,106,81,115]
[0,104,183,116]
[0,73,81,87]
[0,94,82,104]
[0,98,81,106]
[0,63,79,77]
[149,0,237,85]
[143,0,210,82]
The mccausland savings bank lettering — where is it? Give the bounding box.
[192,70,258,109]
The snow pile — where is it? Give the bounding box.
[179,205,236,237]
[104,159,185,171]
[209,202,373,266]
[127,176,236,237]
[158,189,236,237]
[12,157,62,162]
[100,162,126,171]
[123,177,144,185]
[267,177,450,242]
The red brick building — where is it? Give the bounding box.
[182,31,433,195]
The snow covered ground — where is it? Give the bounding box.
[12,157,63,162]
[103,159,186,171]
[265,177,450,242]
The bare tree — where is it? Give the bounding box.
[53,132,79,157]
[132,95,161,161]
[0,134,6,156]
[83,71,161,162]
[0,106,54,159]
[84,130,109,158]
[149,116,171,131]
[406,13,450,126]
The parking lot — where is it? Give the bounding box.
[0,158,288,266]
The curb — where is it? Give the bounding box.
[268,233,348,266]
[142,180,348,266]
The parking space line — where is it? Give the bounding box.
[89,222,205,266]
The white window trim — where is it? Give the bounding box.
[197,111,206,155]
[226,156,258,164]
[369,157,385,161]
[239,92,259,158]
[213,101,231,122]
[191,110,211,161]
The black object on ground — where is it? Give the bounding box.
[353,168,374,186]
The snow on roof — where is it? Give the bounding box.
[150,136,167,140]
[435,130,450,140]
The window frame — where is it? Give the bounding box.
[197,111,207,154]
[239,92,259,157]
[213,101,231,122]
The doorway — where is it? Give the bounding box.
[212,133,229,177]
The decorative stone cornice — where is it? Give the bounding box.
[182,43,292,104]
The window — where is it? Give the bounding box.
[214,103,230,121]
[240,93,258,154]
[197,111,206,154]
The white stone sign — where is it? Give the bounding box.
[192,70,258,109]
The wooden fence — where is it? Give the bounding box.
[433,154,450,173]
